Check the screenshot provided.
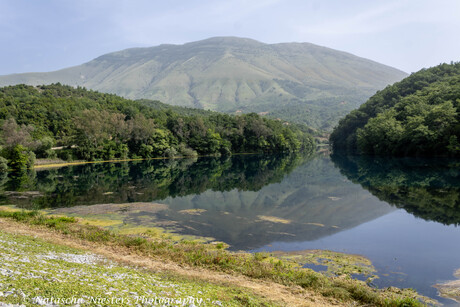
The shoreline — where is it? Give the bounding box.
[0,207,431,306]
[32,152,264,170]
[0,221,288,307]
[0,214,333,307]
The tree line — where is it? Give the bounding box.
[0,84,315,170]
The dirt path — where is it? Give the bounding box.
[0,218,340,307]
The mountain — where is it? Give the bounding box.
[330,62,460,156]
[0,37,407,130]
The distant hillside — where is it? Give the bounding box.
[0,37,407,130]
[330,62,460,156]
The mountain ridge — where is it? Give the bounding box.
[0,37,407,130]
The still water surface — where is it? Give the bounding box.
[1,153,459,304]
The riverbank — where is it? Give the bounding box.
[33,154,238,169]
[0,208,429,306]
[0,229,275,307]
[33,157,149,170]
[32,152,300,170]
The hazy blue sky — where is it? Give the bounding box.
[1,0,459,75]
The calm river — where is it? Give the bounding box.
[1,153,459,305]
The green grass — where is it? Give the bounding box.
[0,230,276,306]
[0,209,428,306]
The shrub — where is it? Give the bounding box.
[57,148,74,161]
[0,156,8,172]
[3,145,29,171]
[35,136,54,158]
[26,151,36,168]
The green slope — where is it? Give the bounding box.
[330,62,460,156]
[0,37,407,130]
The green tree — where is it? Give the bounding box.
[332,62,460,157]
[3,145,30,171]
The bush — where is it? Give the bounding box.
[57,149,74,161]
[177,144,198,157]
[26,151,36,168]
[35,136,54,158]
[44,149,57,159]
[0,156,8,172]
[2,145,29,171]
[163,147,178,158]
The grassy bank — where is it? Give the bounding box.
[0,230,275,307]
[0,209,428,306]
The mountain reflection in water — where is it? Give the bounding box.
[3,153,460,303]
[2,153,459,250]
[0,153,395,250]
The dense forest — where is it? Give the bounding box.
[0,84,315,170]
[330,62,460,156]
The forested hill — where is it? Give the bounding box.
[330,62,460,157]
[0,37,407,131]
[0,84,314,169]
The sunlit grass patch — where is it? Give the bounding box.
[179,208,207,215]
[0,205,22,212]
[256,215,291,224]
[80,218,124,227]
[272,249,376,279]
